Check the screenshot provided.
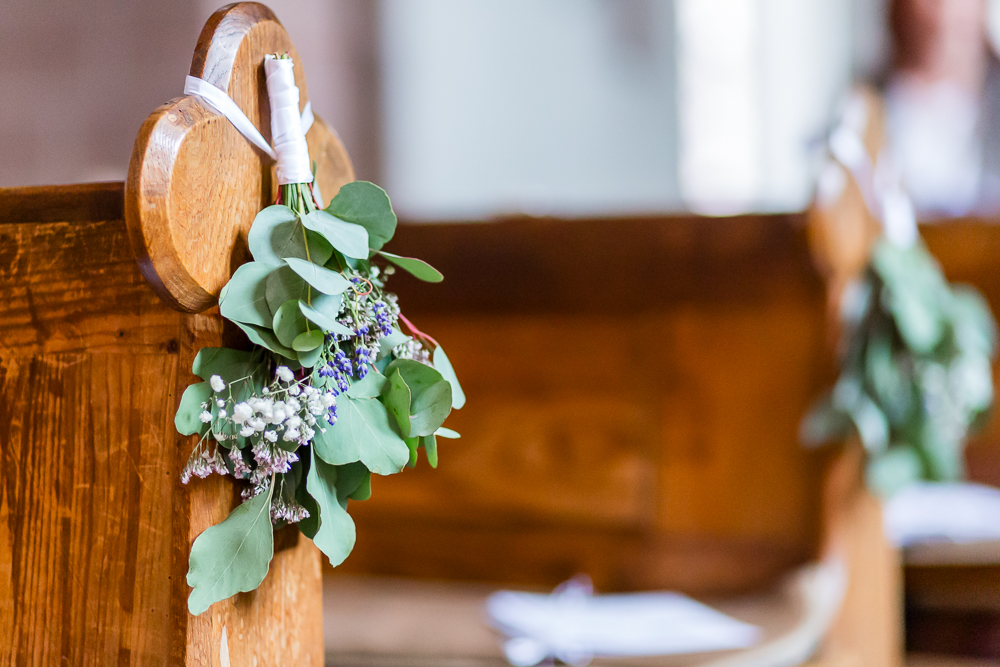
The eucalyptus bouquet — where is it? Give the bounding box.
[176,57,463,615]
[801,239,995,495]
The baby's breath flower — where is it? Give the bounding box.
[199,410,213,423]
[275,366,295,383]
[232,402,253,424]
[210,375,226,392]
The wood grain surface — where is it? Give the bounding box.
[335,213,833,595]
[2,1,340,660]
[0,179,324,664]
[125,2,354,313]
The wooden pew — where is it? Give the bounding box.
[0,181,324,664]
[343,213,832,596]
[312,212,914,665]
[0,4,344,664]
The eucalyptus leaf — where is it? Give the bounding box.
[299,301,354,337]
[435,427,461,439]
[405,437,419,468]
[384,358,446,403]
[433,345,466,409]
[295,470,321,539]
[345,368,388,398]
[335,461,372,502]
[248,205,333,267]
[886,286,943,354]
[293,329,325,352]
[377,329,411,361]
[176,381,212,436]
[219,262,273,328]
[302,210,370,259]
[420,433,438,468]
[273,300,308,348]
[327,181,397,252]
[379,251,444,283]
[297,343,324,369]
[866,446,924,497]
[266,265,309,317]
[383,369,412,438]
[284,257,352,295]
[312,394,409,475]
[952,287,997,355]
[848,393,889,454]
[409,380,453,437]
[234,321,296,360]
[306,449,357,567]
[186,485,274,615]
[192,348,253,382]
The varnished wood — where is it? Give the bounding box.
[332,213,831,595]
[125,2,355,313]
[0,181,323,665]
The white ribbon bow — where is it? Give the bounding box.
[184,68,315,185]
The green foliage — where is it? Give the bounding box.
[299,300,353,337]
[186,485,274,615]
[265,265,310,315]
[177,176,459,614]
[233,322,296,360]
[247,205,333,267]
[345,368,389,399]
[219,262,273,327]
[273,300,308,348]
[384,369,412,438]
[192,348,254,382]
[433,345,466,409]
[176,381,212,436]
[379,251,444,282]
[377,329,410,360]
[293,329,324,352]
[409,380,452,437]
[384,358,453,437]
[312,394,410,475]
[305,450,356,567]
[301,210,370,259]
[327,181,397,252]
[801,239,996,496]
[420,434,438,468]
[284,257,352,295]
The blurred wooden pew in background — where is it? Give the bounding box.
[344,213,832,596]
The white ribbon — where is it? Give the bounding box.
[264,56,314,185]
[183,69,314,184]
[826,95,918,248]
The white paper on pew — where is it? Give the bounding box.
[486,577,760,666]
[884,482,1000,547]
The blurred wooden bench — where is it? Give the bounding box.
[327,213,905,665]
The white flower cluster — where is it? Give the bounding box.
[182,366,341,511]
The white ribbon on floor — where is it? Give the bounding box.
[183,66,314,185]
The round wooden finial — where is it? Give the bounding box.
[125,2,355,313]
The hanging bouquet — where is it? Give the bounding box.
[801,238,995,495]
[175,54,464,615]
